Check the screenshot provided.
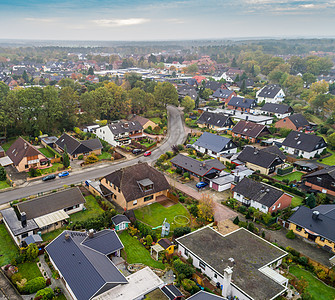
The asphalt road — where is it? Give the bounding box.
[0,105,186,204]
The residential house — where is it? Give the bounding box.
[282,131,327,159]
[0,146,5,158]
[176,227,288,300]
[232,177,292,213]
[6,137,48,172]
[303,166,335,196]
[231,120,271,143]
[188,291,225,300]
[235,79,254,90]
[100,162,170,210]
[197,111,234,131]
[221,68,244,83]
[55,133,102,159]
[293,161,318,173]
[0,187,85,246]
[212,88,236,104]
[289,205,335,253]
[193,132,238,158]
[260,103,293,119]
[95,121,143,147]
[177,85,198,101]
[256,84,285,103]
[193,75,206,84]
[129,114,157,130]
[170,154,225,181]
[227,97,256,113]
[275,113,311,131]
[237,146,285,175]
[41,136,58,148]
[204,81,224,92]
[111,214,131,231]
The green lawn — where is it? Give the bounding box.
[39,147,56,158]
[289,265,335,300]
[42,227,66,242]
[134,202,190,232]
[118,231,165,269]
[70,195,104,223]
[17,262,42,281]
[98,152,112,160]
[0,180,10,189]
[318,149,335,166]
[1,139,16,152]
[273,171,303,182]
[189,136,199,144]
[150,117,161,124]
[291,196,304,208]
[54,295,67,300]
[0,224,19,266]
[39,163,64,175]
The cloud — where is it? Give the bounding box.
[25,17,58,23]
[92,18,150,27]
[166,18,185,24]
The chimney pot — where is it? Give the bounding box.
[21,212,27,227]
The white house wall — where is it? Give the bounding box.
[95,126,117,146]
[284,146,326,159]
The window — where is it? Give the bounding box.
[25,164,29,169]
[199,260,206,270]
[262,205,267,210]
[320,237,325,242]
[214,273,217,279]
[277,203,281,208]
[296,225,302,232]
[272,206,275,210]
[316,177,322,183]
[144,195,154,202]
[133,200,137,206]
[184,248,189,257]
[21,233,28,238]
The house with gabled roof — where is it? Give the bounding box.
[256,84,285,103]
[193,132,238,158]
[237,145,285,175]
[275,113,311,131]
[303,166,335,196]
[282,131,327,159]
[227,96,256,113]
[177,85,198,101]
[204,81,224,92]
[232,177,292,213]
[55,133,102,159]
[197,111,234,131]
[260,103,293,119]
[176,227,288,300]
[100,162,170,211]
[6,137,48,172]
[231,120,271,143]
[129,114,157,130]
[212,88,236,104]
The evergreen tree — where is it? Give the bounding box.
[195,95,199,109]
[306,194,316,209]
[0,166,6,181]
[88,67,94,75]
[62,145,70,168]
[241,80,246,93]
[22,70,29,83]
[234,74,240,83]
[231,57,237,67]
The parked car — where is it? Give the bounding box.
[196,181,208,189]
[144,151,151,157]
[58,171,70,178]
[132,149,142,155]
[42,174,56,181]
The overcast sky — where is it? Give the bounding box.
[0,0,334,40]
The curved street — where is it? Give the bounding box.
[0,105,186,205]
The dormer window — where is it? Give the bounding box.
[137,178,154,192]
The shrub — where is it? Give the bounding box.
[233,216,239,225]
[238,205,247,214]
[85,154,99,164]
[286,230,296,239]
[24,277,46,294]
[247,222,255,233]
[189,205,198,217]
[11,273,22,284]
[181,278,200,294]
[35,287,54,300]
[173,259,194,278]
[146,235,153,246]
[173,227,191,238]
[77,155,83,160]
[183,172,190,179]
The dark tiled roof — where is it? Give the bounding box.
[112,214,130,226]
[237,146,284,169]
[282,131,326,152]
[205,81,222,92]
[103,163,170,203]
[158,238,172,250]
[161,284,183,300]
[56,133,102,155]
[258,84,282,98]
[261,103,293,114]
[46,230,127,300]
[81,138,103,151]
[262,145,286,161]
[287,114,310,129]
[107,121,143,135]
[304,166,335,180]
[129,115,152,127]
[193,132,237,153]
[236,79,254,88]
[232,120,269,138]
[170,154,225,177]
[16,187,85,219]
[188,291,224,300]
[178,86,198,100]
[212,88,234,98]
[232,177,284,207]
[177,227,286,300]
[6,137,46,166]
[289,206,335,243]
[228,96,256,109]
[313,204,335,219]
[197,111,232,128]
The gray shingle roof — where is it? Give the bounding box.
[304,166,335,180]
[261,103,293,114]
[81,138,103,151]
[287,114,310,129]
[46,230,128,300]
[107,121,143,135]
[188,291,224,300]
[232,177,284,207]
[289,206,335,243]
[228,96,256,109]
[55,133,102,155]
[258,84,282,98]
[170,154,225,177]
[212,88,234,98]
[197,111,232,128]
[112,214,130,226]
[161,284,183,299]
[282,131,326,152]
[193,132,237,153]
[232,120,269,138]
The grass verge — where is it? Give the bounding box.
[0,224,19,266]
[70,195,104,223]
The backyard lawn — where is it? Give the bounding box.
[291,196,304,208]
[273,171,303,182]
[134,202,190,232]
[17,262,42,281]
[70,195,104,223]
[149,117,161,124]
[42,227,66,242]
[98,152,112,160]
[0,180,10,189]
[0,224,19,266]
[289,265,335,300]
[118,231,165,269]
[39,147,56,158]
[318,149,335,166]
[1,139,16,151]
[39,163,64,175]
